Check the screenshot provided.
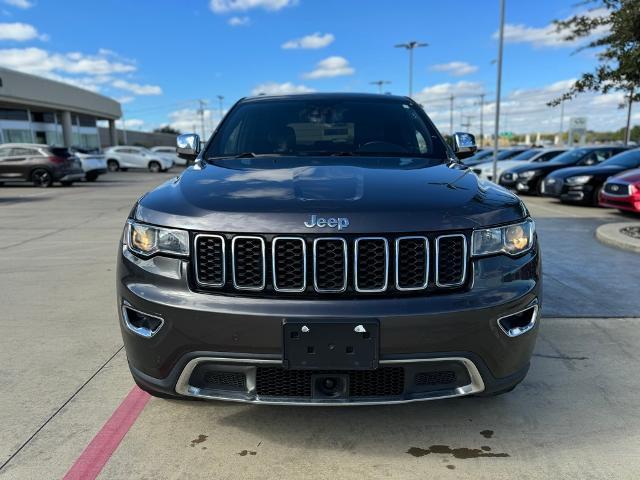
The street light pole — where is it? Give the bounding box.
[197,99,207,139]
[624,88,634,146]
[370,80,391,94]
[478,93,485,146]
[558,98,565,145]
[217,95,224,125]
[493,0,506,183]
[394,41,428,98]
[449,94,454,136]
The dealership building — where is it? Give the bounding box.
[0,67,122,149]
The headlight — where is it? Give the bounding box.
[518,170,537,180]
[126,220,189,257]
[472,219,535,257]
[565,175,592,185]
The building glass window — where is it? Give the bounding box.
[80,133,99,149]
[78,115,97,127]
[3,129,32,143]
[0,108,29,121]
[31,111,56,123]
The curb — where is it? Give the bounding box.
[595,222,640,253]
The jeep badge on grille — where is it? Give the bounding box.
[304,214,350,230]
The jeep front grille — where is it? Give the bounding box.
[193,233,468,297]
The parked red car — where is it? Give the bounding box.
[600,169,640,214]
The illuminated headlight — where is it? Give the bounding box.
[565,175,592,186]
[518,170,537,180]
[472,219,535,257]
[126,220,189,257]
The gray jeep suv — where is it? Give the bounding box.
[117,93,541,405]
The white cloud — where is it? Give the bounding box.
[417,78,634,135]
[210,0,296,13]
[228,16,250,26]
[0,47,136,76]
[497,8,609,48]
[3,0,33,9]
[430,61,478,77]
[115,95,135,104]
[282,32,334,49]
[167,107,220,134]
[0,22,47,41]
[303,56,354,79]
[251,81,315,95]
[112,79,162,95]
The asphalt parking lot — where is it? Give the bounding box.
[1,171,639,479]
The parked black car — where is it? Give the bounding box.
[542,148,640,204]
[0,143,84,187]
[500,146,627,195]
[117,93,541,405]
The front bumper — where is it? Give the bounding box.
[118,242,541,404]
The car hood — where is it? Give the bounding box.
[609,168,640,184]
[548,165,624,180]
[135,159,527,233]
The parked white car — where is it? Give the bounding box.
[104,146,173,173]
[150,146,186,166]
[69,147,107,182]
[473,148,567,182]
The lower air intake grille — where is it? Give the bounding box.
[255,367,405,398]
[415,370,456,386]
[203,371,247,391]
[436,235,467,287]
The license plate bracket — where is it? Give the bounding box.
[282,320,379,370]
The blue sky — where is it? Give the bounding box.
[0,0,635,134]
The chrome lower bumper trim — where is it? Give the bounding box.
[174,356,485,405]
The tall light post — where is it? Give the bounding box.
[624,88,634,146]
[492,0,506,183]
[370,80,391,94]
[476,93,485,146]
[197,99,208,139]
[558,98,565,145]
[394,41,428,98]
[217,95,224,125]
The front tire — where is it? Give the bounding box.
[31,168,53,188]
[148,161,161,173]
[85,172,98,182]
[60,181,74,187]
[107,159,120,172]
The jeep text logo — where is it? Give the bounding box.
[304,215,350,230]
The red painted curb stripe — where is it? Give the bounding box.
[63,386,150,480]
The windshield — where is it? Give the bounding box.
[205,98,449,161]
[548,149,590,165]
[599,150,640,168]
[510,149,541,161]
[497,149,526,160]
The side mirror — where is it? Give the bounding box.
[176,133,200,161]
[452,132,477,160]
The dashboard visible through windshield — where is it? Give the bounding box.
[205,98,449,161]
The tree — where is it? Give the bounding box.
[153,125,181,135]
[549,0,640,143]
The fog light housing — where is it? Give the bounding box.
[122,305,164,338]
[497,304,538,337]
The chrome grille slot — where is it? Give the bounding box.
[395,236,429,290]
[354,237,388,292]
[272,237,306,292]
[232,236,266,290]
[313,238,348,293]
[435,234,467,287]
[194,234,225,287]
